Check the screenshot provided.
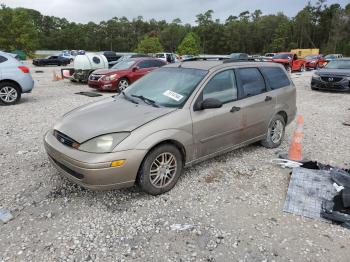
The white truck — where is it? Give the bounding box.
[61,53,108,82]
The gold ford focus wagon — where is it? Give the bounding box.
[44,59,296,195]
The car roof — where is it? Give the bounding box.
[165,60,283,71]
[129,57,165,62]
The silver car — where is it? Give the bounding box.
[0,51,34,105]
[44,60,296,195]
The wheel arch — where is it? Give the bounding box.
[276,110,288,124]
[0,79,22,92]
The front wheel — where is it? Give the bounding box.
[261,114,286,148]
[118,78,129,92]
[299,64,306,72]
[137,144,183,195]
[0,82,21,105]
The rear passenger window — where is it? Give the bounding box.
[0,56,8,63]
[237,68,266,97]
[138,60,152,68]
[260,67,290,90]
[203,70,237,103]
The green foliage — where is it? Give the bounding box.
[177,32,201,55]
[0,3,350,56]
[135,36,163,54]
[0,5,39,54]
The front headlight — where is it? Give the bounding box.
[312,71,320,79]
[103,74,118,81]
[78,133,130,153]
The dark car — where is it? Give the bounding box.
[88,57,166,92]
[97,51,121,67]
[304,54,326,70]
[33,55,70,66]
[311,58,350,92]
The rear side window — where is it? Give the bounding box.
[0,56,8,63]
[138,60,152,68]
[156,54,165,58]
[260,67,290,90]
[203,70,237,103]
[237,68,266,97]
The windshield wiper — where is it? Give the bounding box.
[131,95,159,107]
[122,91,139,104]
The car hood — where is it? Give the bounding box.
[54,97,177,143]
[92,69,129,75]
[317,68,350,77]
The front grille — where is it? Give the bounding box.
[321,76,343,83]
[54,130,78,148]
[89,74,102,81]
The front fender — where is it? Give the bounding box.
[134,129,194,162]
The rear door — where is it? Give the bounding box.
[234,67,276,141]
[191,69,244,158]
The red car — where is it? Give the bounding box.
[271,52,306,72]
[304,54,326,69]
[88,58,166,92]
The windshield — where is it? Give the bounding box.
[273,54,291,59]
[325,55,336,59]
[124,68,207,108]
[325,60,350,69]
[111,60,135,70]
[305,55,318,60]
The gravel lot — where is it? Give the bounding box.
[1,62,350,262]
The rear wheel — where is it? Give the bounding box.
[261,114,286,148]
[118,78,129,92]
[0,82,21,105]
[138,144,183,195]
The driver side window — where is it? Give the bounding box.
[202,70,237,104]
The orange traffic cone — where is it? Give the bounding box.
[288,115,304,161]
[52,70,62,81]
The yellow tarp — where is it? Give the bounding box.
[291,49,319,58]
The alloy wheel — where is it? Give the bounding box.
[0,86,18,103]
[118,79,129,91]
[270,119,284,144]
[149,152,177,188]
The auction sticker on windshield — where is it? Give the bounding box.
[163,90,184,102]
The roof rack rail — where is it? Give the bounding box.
[182,56,230,62]
[223,58,257,64]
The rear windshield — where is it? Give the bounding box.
[325,60,350,69]
[305,55,318,60]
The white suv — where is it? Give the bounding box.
[155,53,178,63]
[0,52,34,105]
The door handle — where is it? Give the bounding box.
[265,96,272,102]
[230,106,241,113]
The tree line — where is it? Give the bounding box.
[0,1,349,56]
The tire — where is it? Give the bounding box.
[138,144,183,195]
[117,78,129,92]
[299,64,306,72]
[261,114,286,148]
[0,82,21,105]
[285,64,291,74]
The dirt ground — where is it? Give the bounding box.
[0,62,349,262]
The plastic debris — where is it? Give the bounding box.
[0,208,13,223]
[271,158,303,169]
[170,224,194,231]
[333,183,344,193]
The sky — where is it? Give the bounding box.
[2,0,348,24]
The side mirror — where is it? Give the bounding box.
[195,98,223,111]
[132,66,139,72]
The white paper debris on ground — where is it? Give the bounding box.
[170,224,194,231]
[0,208,13,223]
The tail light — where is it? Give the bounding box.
[18,66,30,73]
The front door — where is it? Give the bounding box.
[191,69,244,158]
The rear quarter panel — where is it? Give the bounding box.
[0,60,34,92]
